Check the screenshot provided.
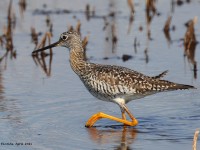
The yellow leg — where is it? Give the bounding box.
[85,112,138,128]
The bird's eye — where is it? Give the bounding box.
[62,35,68,40]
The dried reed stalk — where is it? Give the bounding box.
[193,129,199,150]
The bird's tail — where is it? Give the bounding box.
[153,79,196,91]
[168,83,195,90]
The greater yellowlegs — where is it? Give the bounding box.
[32,30,195,127]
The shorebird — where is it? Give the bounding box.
[32,30,195,128]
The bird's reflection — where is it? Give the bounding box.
[87,126,137,150]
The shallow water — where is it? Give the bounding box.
[0,0,200,150]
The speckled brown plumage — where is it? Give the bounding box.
[79,62,194,103]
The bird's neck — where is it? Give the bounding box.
[69,46,87,75]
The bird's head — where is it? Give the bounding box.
[32,29,81,54]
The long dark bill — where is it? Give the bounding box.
[32,41,60,54]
